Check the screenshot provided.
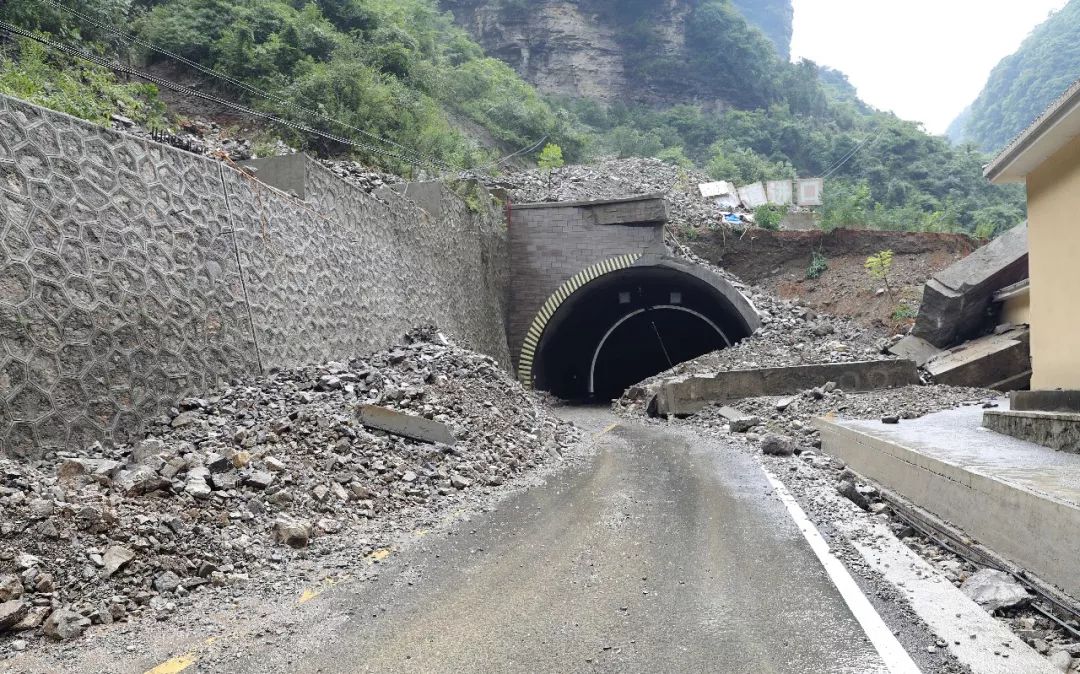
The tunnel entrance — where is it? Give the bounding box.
[530,265,755,401]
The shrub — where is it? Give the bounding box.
[754,204,786,230]
[806,250,828,279]
[891,304,916,321]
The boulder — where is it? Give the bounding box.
[272,516,312,548]
[102,546,136,578]
[960,569,1031,612]
[0,601,28,631]
[760,434,794,456]
[43,609,90,640]
[0,574,22,602]
[837,480,870,511]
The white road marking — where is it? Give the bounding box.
[763,471,922,674]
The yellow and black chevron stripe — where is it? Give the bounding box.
[518,253,642,386]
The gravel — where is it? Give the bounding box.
[0,328,579,654]
[497,157,738,236]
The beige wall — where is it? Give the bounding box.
[1026,134,1080,389]
[1001,290,1031,327]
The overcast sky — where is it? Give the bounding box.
[790,0,1069,134]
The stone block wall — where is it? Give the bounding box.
[507,196,667,367]
[0,95,509,457]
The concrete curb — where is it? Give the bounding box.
[814,417,1080,599]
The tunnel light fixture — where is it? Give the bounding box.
[670,291,682,305]
[618,292,631,304]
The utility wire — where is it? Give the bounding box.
[29,0,464,174]
[0,19,457,175]
[822,127,886,179]
[472,134,549,174]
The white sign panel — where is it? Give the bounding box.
[796,178,824,207]
[698,181,735,198]
[766,180,793,206]
[737,182,768,208]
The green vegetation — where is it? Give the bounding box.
[0,0,1028,233]
[949,0,1080,152]
[865,250,895,296]
[0,38,166,128]
[891,304,916,321]
[806,250,828,279]
[557,0,1026,236]
[730,0,792,59]
[0,0,583,175]
[753,204,785,230]
[537,142,564,170]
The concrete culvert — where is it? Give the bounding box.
[529,259,759,401]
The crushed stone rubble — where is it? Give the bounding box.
[496,157,739,234]
[616,294,896,415]
[0,328,580,653]
[110,115,403,193]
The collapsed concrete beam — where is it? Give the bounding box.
[886,335,943,368]
[924,327,1031,391]
[913,223,1028,348]
[356,404,455,445]
[650,359,919,417]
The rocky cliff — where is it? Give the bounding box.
[441,0,793,105]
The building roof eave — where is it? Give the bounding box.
[985,77,1080,184]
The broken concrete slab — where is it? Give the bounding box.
[650,360,919,417]
[887,335,944,368]
[913,222,1028,348]
[356,404,456,445]
[925,327,1031,391]
[716,406,760,432]
[983,409,1080,453]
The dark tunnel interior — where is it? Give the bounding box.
[531,266,754,401]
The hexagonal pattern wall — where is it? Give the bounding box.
[0,95,510,457]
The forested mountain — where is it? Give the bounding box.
[731,0,793,59]
[0,0,1025,234]
[949,0,1080,152]
[0,0,586,172]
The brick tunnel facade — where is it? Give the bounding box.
[508,195,761,399]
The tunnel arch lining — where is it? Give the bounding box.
[588,304,732,395]
[517,254,761,390]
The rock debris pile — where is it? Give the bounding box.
[497,158,727,234]
[110,115,275,162]
[0,329,579,651]
[321,160,404,193]
[111,115,402,194]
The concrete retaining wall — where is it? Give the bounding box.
[0,95,509,456]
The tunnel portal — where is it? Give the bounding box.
[530,265,755,401]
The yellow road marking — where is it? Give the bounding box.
[144,654,195,674]
[297,574,351,604]
[368,548,392,562]
[600,422,619,435]
[144,636,219,673]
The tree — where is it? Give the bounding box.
[865,250,895,297]
[537,143,565,170]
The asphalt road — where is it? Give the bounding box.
[215,413,891,673]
